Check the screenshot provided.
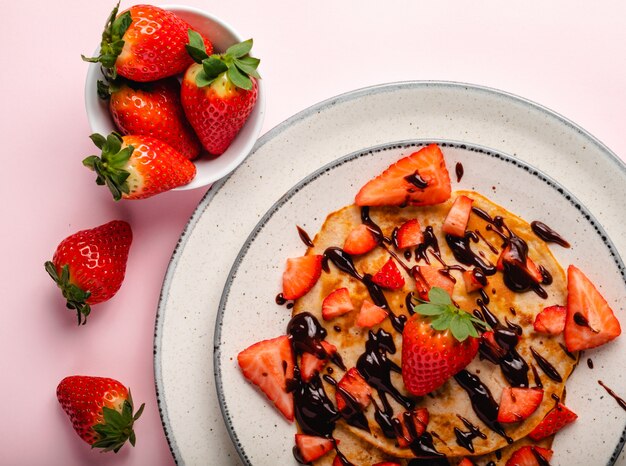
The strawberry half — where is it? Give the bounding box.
[533,305,566,335]
[300,341,337,383]
[394,408,429,448]
[294,434,335,463]
[528,402,578,441]
[355,144,452,207]
[442,195,474,237]
[282,255,323,300]
[335,368,372,412]
[372,258,405,290]
[356,300,388,327]
[237,335,295,421]
[564,265,621,352]
[497,387,544,423]
[416,265,455,299]
[322,288,354,320]
[505,446,553,466]
[344,224,378,255]
[396,219,424,249]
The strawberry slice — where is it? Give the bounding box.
[336,368,371,411]
[300,341,337,383]
[497,387,544,423]
[462,269,486,293]
[356,300,388,327]
[372,258,405,290]
[534,305,566,335]
[282,255,323,300]
[394,408,429,448]
[344,224,378,255]
[294,434,335,463]
[458,459,476,466]
[564,265,621,352]
[396,219,424,249]
[505,446,553,466]
[416,265,455,299]
[480,330,507,362]
[497,246,543,284]
[322,288,354,320]
[355,144,451,207]
[237,335,294,421]
[528,402,578,441]
[442,195,474,237]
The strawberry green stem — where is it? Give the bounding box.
[82,133,134,201]
[91,389,145,453]
[45,261,92,325]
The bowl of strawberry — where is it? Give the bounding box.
[84,3,265,195]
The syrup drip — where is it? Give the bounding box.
[454,415,487,453]
[598,380,626,411]
[296,225,314,247]
[323,375,369,432]
[455,162,464,182]
[531,221,571,248]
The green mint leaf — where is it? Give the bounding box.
[202,57,228,80]
[414,303,445,316]
[227,65,252,90]
[428,287,452,306]
[226,38,253,58]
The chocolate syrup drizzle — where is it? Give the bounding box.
[455,162,464,182]
[454,415,487,453]
[323,375,369,432]
[296,225,315,247]
[530,347,562,383]
[531,221,571,248]
[598,381,626,411]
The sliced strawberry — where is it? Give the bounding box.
[528,402,578,441]
[344,224,377,255]
[442,195,474,237]
[458,459,476,466]
[355,144,451,207]
[332,455,343,466]
[394,408,429,448]
[282,255,323,300]
[372,258,405,290]
[237,335,294,421]
[534,305,566,335]
[336,368,371,412]
[294,434,335,463]
[505,445,553,466]
[497,387,544,423]
[396,219,424,249]
[462,269,486,293]
[564,265,621,352]
[497,246,542,283]
[480,330,507,362]
[417,265,455,299]
[322,288,354,320]
[300,341,337,383]
[356,300,388,327]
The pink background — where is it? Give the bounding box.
[1,1,625,465]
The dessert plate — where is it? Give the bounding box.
[153,82,626,466]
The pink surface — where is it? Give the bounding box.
[1,1,625,465]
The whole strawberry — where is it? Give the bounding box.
[45,220,132,325]
[99,78,201,159]
[57,376,144,452]
[83,132,196,200]
[82,3,213,81]
[402,287,485,396]
[182,31,260,155]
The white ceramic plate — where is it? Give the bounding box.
[153,82,626,466]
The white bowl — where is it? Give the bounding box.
[84,4,265,191]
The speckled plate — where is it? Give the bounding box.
[154,82,626,466]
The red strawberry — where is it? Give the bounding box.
[322,288,354,320]
[442,195,474,237]
[458,459,476,466]
[300,341,337,383]
[528,402,578,441]
[356,300,388,327]
[45,220,132,325]
[416,265,455,299]
[497,246,542,284]
[237,335,295,421]
[57,375,144,452]
[480,331,506,361]
[355,144,451,207]
[497,387,544,423]
[294,434,335,463]
[564,265,621,352]
[372,258,405,290]
[396,219,424,249]
[282,255,323,300]
[394,408,429,448]
[100,78,201,159]
[505,446,553,466]
[344,224,378,255]
[462,269,486,293]
[534,305,566,335]
[335,368,371,411]
[83,4,213,81]
[83,132,195,200]
[182,32,260,155]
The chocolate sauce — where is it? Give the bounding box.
[587,358,594,369]
[493,327,529,387]
[287,312,328,358]
[331,447,354,466]
[333,325,342,333]
[455,162,464,182]
[296,225,314,247]
[558,343,578,361]
[573,312,598,332]
[454,415,487,453]
[445,234,497,275]
[500,235,547,298]
[476,300,501,328]
[293,373,339,437]
[360,207,387,245]
[539,266,553,285]
[531,446,553,466]
[478,288,490,305]
[531,365,543,389]
[598,380,626,411]
[405,292,416,315]
[398,430,446,461]
[475,229,499,254]
[415,226,441,264]
[472,267,488,286]
[369,395,396,438]
[275,293,287,305]
[531,221,571,248]
[530,347,562,383]
[323,375,369,432]
[471,207,496,224]
[404,171,429,189]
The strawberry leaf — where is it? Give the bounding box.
[83,132,134,201]
[234,58,261,79]
[202,57,229,81]
[186,29,209,63]
[226,39,253,58]
[414,303,445,316]
[195,70,214,88]
[428,287,452,305]
[227,66,252,90]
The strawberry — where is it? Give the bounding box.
[355,144,451,207]
[182,31,260,155]
[396,219,424,249]
[442,195,474,237]
[528,402,578,441]
[497,387,544,423]
[45,220,132,325]
[462,269,486,293]
[497,245,542,284]
[416,265,455,299]
[237,335,295,421]
[300,341,337,383]
[83,3,212,81]
[402,288,483,396]
[335,368,372,412]
[533,305,566,335]
[394,408,429,447]
[344,224,378,255]
[564,265,621,352]
[505,446,553,466]
[372,258,405,290]
[356,300,388,327]
[458,459,476,466]
[83,132,195,200]
[480,331,506,361]
[282,255,323,300]
[99,78,201,159]
[56,375,144,452]
[294,434,335,463]
[322,288,354,320]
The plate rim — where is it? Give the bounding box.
[153,80,626,465]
